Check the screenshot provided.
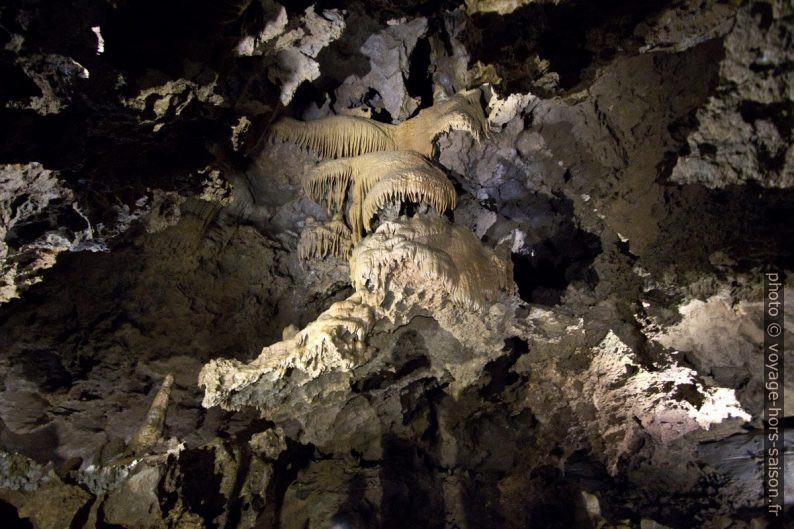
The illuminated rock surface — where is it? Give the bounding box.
[0,1,791,528]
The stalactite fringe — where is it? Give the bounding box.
[298,215,354,260]
[269,90,488,159]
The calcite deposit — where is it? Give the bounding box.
[0,1,791,528]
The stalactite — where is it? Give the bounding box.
[394,89,489,156]
[268,115,396,159]
[268,90,488,159]
[350,216,513,310]
[303,159,353,213]
[305,151,457,239]
[360,169,457,232]
[298,215,354,260]
[127,373,174,455]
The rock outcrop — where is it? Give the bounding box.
[0,1,791,528]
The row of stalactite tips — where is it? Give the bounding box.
[271,89,512,309]
[271,91,484,256]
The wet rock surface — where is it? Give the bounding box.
[0,1,792,528]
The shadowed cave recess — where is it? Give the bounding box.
[0,1,792,528]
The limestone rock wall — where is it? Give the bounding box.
[0,1,791,528]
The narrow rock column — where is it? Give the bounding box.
[128,373,174,455]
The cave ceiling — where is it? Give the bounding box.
[0,1,792,528]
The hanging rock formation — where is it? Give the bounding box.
[297,215,354,260]
[268,90,488,159]
[304,150,458,239]
[201,86,516,447]
[351,216,513,310]
[0,1,790,528]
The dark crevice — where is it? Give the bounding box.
[222,445,252,529]
[355,329,431,392]
[750,1,774,30]
[379,434,446,529]
[178,448,227,529]
[69,496,95,529]
[466,0,671,94]
[564,449,613,492]
[290,81,328,118]
[103,0,237,78]
[406,36,434,110]
[479,337,528,399]
[0,61,41,101]
[0,499,33,529]
[257,440,315,529]
[512,227,601,306]
[366,88,394,123]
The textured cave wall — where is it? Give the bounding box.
[0,1,793,529]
